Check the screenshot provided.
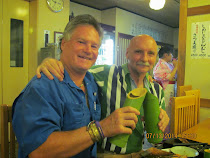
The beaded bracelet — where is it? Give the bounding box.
[87,120,105,142]
[87,121,100,142]
[87,124,96,142]
[90,122,101,142]
[95,121,105,139]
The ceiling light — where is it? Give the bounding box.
[149,0,166,10]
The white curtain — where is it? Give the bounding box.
[117,33,134,66]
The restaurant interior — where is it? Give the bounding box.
[0,0,210,157]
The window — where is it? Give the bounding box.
[95,24,115,65]
[10,19,23,67]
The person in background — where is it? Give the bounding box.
[36,34,169,157]
[153,46,177,133]
[12,14,141,158]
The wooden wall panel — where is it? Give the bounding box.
[177,0,188,87]
[188,5,210,16]
[200,98,210,108]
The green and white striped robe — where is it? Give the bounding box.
[89,63,165,154]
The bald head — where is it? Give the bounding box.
[126,34,158,75]
[128,34,157,51]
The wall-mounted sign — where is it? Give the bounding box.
[191,21,210,59]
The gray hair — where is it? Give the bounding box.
[62,14,103,44]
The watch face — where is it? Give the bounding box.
[47,0,64,12]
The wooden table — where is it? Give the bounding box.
[181,118,210,145]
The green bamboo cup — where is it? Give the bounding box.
[109,88,147,148]
[143,92,163,144]
[204,149,210,158]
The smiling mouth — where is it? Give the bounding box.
[137,64,150,67]
[79,55,92,60]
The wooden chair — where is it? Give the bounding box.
[177,85,192,96]
[184,89,200,123]
[171,95,198,135]
[1,104,17,158]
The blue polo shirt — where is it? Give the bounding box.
[12,69,101,158]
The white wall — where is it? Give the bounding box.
[70,3,178,46]
[70,2,117,27]
[185,14,210,99]
[200,107,210,122]
[115,8,175,45]
[173,28,179,49]
[115,8,176,64]
[70,2,101,22]
[101,8,116,26]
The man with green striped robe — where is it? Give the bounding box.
[89,63,165,154]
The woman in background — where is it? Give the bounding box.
[153,46,177,133]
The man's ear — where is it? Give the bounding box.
[61,39,66,51]
[126,48,129,59]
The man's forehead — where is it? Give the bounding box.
[71,25,100,41]
[133,35,156,44]
[131,41,157,51]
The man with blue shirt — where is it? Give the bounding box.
[36,34,170,157]
[12,14,140,158]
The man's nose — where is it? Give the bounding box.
[84,44,92,54]
[141,53,148,61]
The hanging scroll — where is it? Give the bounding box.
[191,21,210,59]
